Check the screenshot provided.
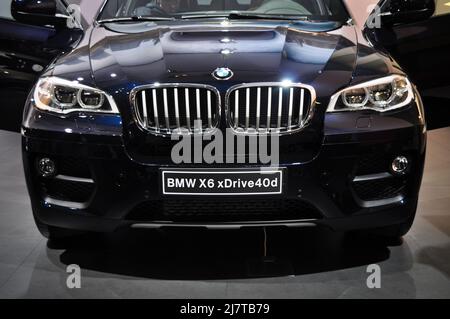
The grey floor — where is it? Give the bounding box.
[0,128,449,299]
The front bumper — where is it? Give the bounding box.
[22,104,426,232]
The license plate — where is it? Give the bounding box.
[161,170,283,195]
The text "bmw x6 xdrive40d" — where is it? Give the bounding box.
[16,0,432,241]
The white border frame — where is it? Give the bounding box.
[162,170,283,196]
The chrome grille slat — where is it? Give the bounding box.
[163,88,170,129]
[266,87,272,131]
[299,88,305,126]
[141,91,148,129]
[132,84,220,135]
[185,88,191,130]
[207,90,212,128]
[234,91,239,129]
[256,87,261,130]
[151,89,159,131]
[196,89,201,120]
[245,88,250,130]
[174,88,180,129]
[288,87,294,129]
[226,83,315,134]
[277,87,283,129]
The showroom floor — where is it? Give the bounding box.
[0,128,449,299]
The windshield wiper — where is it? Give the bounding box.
[99,12,309,24]
[180,12,309,21]
[229,12,309,21]
[98,16,175,24]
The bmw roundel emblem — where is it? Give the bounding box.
[212,67,233,80]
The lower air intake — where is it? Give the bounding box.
[127,199,322,223]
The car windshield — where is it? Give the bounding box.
[98,0,350,22]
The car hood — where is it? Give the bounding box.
[53,20,361,98]
[50,20,399,100]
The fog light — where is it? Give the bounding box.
[391,156,409,174]
[37,158,56,177]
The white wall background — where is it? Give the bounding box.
[345,0,380,26]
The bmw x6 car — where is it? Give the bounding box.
[2,0,443,241]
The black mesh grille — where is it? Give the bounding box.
[352,178,406,201]
[41,179,95,203]
[355,153,392,176]
[56,157,91,178]
[127,199,322,222]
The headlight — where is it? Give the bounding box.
[33,77,119,114]
[327,75,414,113]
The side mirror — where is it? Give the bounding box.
[11,0,70,28]
[381,0,436,26]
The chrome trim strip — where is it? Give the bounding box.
[353,172,392,182]
[131,220,318,230]
[357,195,404,208]
[54,175,94,184]
[44,197,88,210]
